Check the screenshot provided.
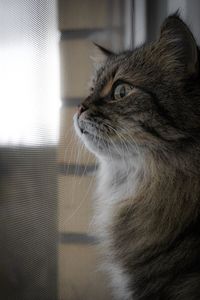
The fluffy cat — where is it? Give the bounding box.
[74,14,200,300]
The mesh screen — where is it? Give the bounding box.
[0,0,59,299]
[2,1,198,299]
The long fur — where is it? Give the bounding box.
[74,14,200,300]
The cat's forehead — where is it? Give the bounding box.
[92,47,157,96]
[92,63,116,95]
[93,52,133,89]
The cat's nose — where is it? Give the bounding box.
[77,104,87,117]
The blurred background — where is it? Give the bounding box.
[1,0,200,299]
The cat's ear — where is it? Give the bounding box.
[159,13,199,76]
[93,43,114,57]
[90,43,114,66]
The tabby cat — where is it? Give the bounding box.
[74,14,200,300]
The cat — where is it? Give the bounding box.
[74,13,200,300]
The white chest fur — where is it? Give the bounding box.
[94,158,139,300]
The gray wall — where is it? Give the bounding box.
[135,0,200,45]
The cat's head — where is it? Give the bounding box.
[74,14,200,161]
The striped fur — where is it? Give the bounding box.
[74,14,200,299]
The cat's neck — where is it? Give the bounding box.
[96,156,139,204]
[97,152,200,197]
[96,153,200,240]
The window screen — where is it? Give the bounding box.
[2,0,200,300]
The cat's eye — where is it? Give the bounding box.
[113,83,134,100]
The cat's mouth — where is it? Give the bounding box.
[73,112,97,138]
[78,121,95,137]
[79,127,90,135]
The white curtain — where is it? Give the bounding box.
[0,0,60,145]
